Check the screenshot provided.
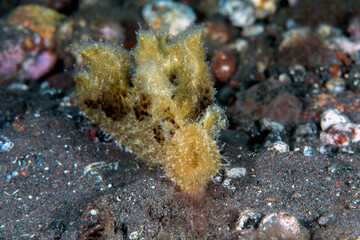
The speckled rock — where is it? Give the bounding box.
[235,209,262,234]
[257,213,310,240]
[0,23,58,83]
[267,141,289,153]
[250,0,278,19]
[262,93,302,125]
[230,79,302,127]
[211,51,237,83]
[142,0,196,36]
[325,77,346,94]
[7,4,65,43]
[219,0,256,27]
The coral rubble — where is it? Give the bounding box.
[74,26,227,194]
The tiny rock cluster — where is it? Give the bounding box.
[74,26,227,195]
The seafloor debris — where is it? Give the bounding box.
[235,209,262,234]
[142,0,196,36]
[211,50,237,83]
[250,0,278,19]
[7,4,64,44]
[267,140,289,153]
[0,23,58,82]
[219,0,256,27]
[320,108,360,147]
[257,213,310,240]
[224,167,247,179]
[348,16,360,40]
[219,0,278,27]
[325,77,346,94]
[0,136,14,152]
[83,161,138,182]
[0,5,64,82]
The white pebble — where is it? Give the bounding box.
[90,209,97,216]
[129,231,139,240]
[225,167,247,178]
[242,23,264,37]
[250,0,278,19]
[142,0,196,36]
[219,0,256,27]
[0,136,14,152]
[321,109,349,131]
[235,209,262,232]
[258,213,310,239]
[303,146,313,157]
[325,77,346,94]
[268,141,289,153]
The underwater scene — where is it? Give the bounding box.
[0,0,360,239]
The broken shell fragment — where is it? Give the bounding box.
[219,0,256,27]
[320,109,360,147]
[320,123,360,147]
[142,0,196,36]
[320,108,349,131]
[257,213,310,240]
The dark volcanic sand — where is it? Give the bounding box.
[0,85,359,239]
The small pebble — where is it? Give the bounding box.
[303,146,313,157]
[0,136,14,152]
[260,118,285,132]
[316,24,342,39]
[348,17,360,40]
[219,0,256,27]
[250,0,278,19]
[242,24,264,37]
[293,122,317,142]
[229,38,249,52]
[330,37,360,55]
[225,167,247,178]
[257,213,310,240]
[319,109,360,146]
[325,77,346,94]
[317,211,335,226]
[268,141,289,153]
[142,0,196,36]
[83,160,138,182]
[205,21,233,45]
[288,0,298,6]
[7,83,29,91]
[222,178,237,191]
[129,231,139,240]
[320,109,349,131]
[278,73,291,84]
[235,209,262,233]
[348,77,360,93]
[320,122,360,146]
[90,209,97,216]
[211,51,237,83]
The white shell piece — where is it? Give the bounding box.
[224,167,246,178]
[321,109,349,131]
[268,141,289,153]
[142,0,196,36]
[219,0,256,27]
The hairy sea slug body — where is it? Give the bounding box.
[74,26,227,194]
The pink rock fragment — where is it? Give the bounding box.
[22,51,57,80]
[320,109,360,147]
[0,45,25,78]
[320,123,360,147]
